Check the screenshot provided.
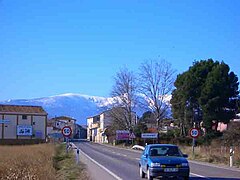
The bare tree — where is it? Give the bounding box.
[139,59,176,132]
[110,67,138,131]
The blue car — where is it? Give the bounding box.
[139,144,190,180]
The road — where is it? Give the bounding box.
[75,142,240,180]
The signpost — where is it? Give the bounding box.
[189,128,200,138]
[129,132,136,139]
[62,126,72,153]
[62,126,72,137]
[129,132,136,144]
[141,133,158,139]
[141,133,158,144]
[189,127,200,158]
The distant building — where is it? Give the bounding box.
[74,124,87,139]
[87,108,137,143]
[87,114,100,142]
[0,104,47,144]
[212,113,240,132]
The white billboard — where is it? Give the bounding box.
[17,125,33,136]
[141,133,158,139]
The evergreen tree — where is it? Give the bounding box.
[171,59,239,135]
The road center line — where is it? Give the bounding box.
[80,149,123,180]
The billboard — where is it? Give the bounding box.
[17,125,33,136]
[116,130,130,140]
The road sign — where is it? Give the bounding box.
[129,133,136,139]
[141,133,158,139]
[17,125,33,136]
[189,128,200,138]
[62,126,72,137]
[0,120,10,124]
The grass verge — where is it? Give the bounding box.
[179,145,240,168]
[53,143,89,180]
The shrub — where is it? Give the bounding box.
[223,122,240,146]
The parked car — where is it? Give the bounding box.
[139,144,190,180]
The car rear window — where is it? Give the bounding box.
[149,146,182,157]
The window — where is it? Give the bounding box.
[22,115,27,119]
[32,122,35,125]
[149,146,182,157]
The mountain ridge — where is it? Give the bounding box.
[0,93,171,125]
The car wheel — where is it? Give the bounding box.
[139,166,145,178]
[147,168,153,180]
[183,176,189,180]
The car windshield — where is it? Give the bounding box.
[149,146,182,157]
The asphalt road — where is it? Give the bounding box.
[75,142,240,180]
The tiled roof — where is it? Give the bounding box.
[0,104,47,115]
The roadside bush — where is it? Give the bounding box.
[223,122,240,146]
[53,144,71,170]
[53,143,89,180]
[197,131,223,145]
[174,136,192,145]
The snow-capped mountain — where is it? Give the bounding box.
[1,93,116,125]
[0,93,171,125]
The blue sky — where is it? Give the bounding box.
[0,0,239,101]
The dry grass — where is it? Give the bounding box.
[0,144,56,180]
[180,144,240,167]
[0,143,89,180]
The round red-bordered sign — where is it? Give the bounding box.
[62,126,72,137]
[189,128,200,138]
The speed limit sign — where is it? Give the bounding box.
[189,128,200,138]
[62,126,72,137]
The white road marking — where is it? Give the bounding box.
[190,173,209,179]
[80,149,123,180]
[111,151,127,157]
